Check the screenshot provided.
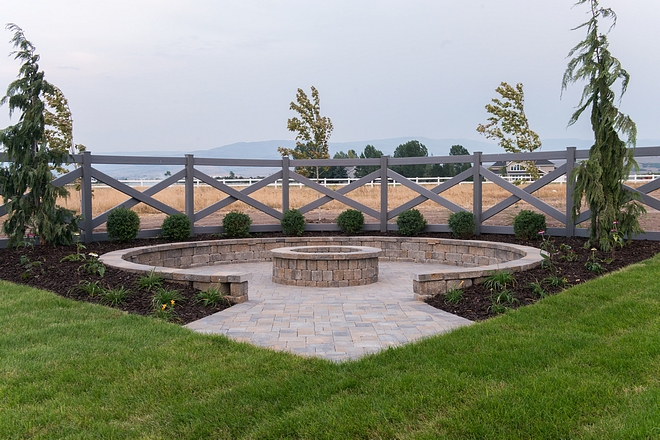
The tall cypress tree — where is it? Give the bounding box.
[0,24,79,246]
[562,0,645,251]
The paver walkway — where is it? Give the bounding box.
[185,261,472,361]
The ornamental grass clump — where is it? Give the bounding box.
[107,207,140,242]
[336,209,364,234]
[222,211,252,238]
[396,209,427,236]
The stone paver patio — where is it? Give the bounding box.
[185,261,473,361]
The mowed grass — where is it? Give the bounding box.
[2,256,660,438]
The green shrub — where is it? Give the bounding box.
[161,213,192,241]
[448,211,475,238]
[281,209,306,236]
[513,210,547,240]
[396,209,427,236]
[107,207,140,242]
[336,209,364,234]
[222,211,252,238]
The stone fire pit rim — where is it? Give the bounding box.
[270,245,382,260]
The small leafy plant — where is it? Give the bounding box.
[513,210,546,240]
[528,280,547,298]
[107,207,140,242]
[136,268,164,291]
[444,286,464,305]
[558,243,578,262]
[18,255,44,279]
[448,211,475,238]
[152,287,184,309]
[483,270,516,291]
[80,252,106,277]
[222,211,252,238]
[396,209,427,236]
[60,243,87,262]
[539,231,557,270]
[71,280,105,296]
[98,286,129,306]
[153,300,178,321]
[161,213,192,241]
[336,209,364,234]
[195,287,227,307]
[585,248,605,274]
[281,209,306,236]
[489,289,519,314]
[543,275,568,288]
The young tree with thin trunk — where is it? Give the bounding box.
[477,82,542,179]
[278,86,333,179]
[562,0,644,251]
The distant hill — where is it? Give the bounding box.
[91,137,660,178]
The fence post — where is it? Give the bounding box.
[282,156,290,213]
[565,147,576,237]
[81,151,93,243]
[380,155,388,232]
[473,152,482,236]
[185,154,195,236]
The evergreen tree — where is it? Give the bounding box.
[0,24,80,246]
[278,86,333,179]
[562,0,644,251]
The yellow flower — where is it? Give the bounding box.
[161,303,167,310]
[170,300,175,305]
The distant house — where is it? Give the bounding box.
[489,159,555,176]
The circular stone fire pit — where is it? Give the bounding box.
[271,246,381,287]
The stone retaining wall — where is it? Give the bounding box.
[100,237,544,302]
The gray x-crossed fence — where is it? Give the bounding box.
[2,145,660,246]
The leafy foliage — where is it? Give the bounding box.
[136,268,164,291]
[513,210,547,240]
[477,82,542,179]
[161,213,191,241]
[447,211,475,238]
[483,271,517,291]
[429,145,472,178]
[354,144,383,178]
[281,209,306,236]
[336,209,364,234]
[278,86,333,179]
[195,287,227,307]
[563,0,645,251]
[107,207,140,242]
[0,24,81,247]
[396,209,427,236]
[391,140,428,178]
[222,211,252,238]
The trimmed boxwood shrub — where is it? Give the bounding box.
[513,210,547,240]
[336,209,364,234]
[222,211,252,238]
[396,209,427,236]
[448,211,475,238]
[281,209,306,236]
[161,213,191,241]
[107,207,140,242]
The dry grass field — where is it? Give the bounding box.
[3,180,660,233]
[55,182,570,231]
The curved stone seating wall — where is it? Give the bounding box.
[100,236,543,301]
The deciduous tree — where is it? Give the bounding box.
[391,140,428,178]
[562,0,644,251]
[477,82,542,179]
[278,86,333,179]
[354,144,383,178]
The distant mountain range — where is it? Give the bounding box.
[92,137,660,179]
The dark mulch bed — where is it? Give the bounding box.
[1,231,659,324]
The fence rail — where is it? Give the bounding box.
[2,146,660,246]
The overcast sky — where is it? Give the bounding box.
[1,0,658,154]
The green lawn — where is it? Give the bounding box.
[2,256,660,439]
